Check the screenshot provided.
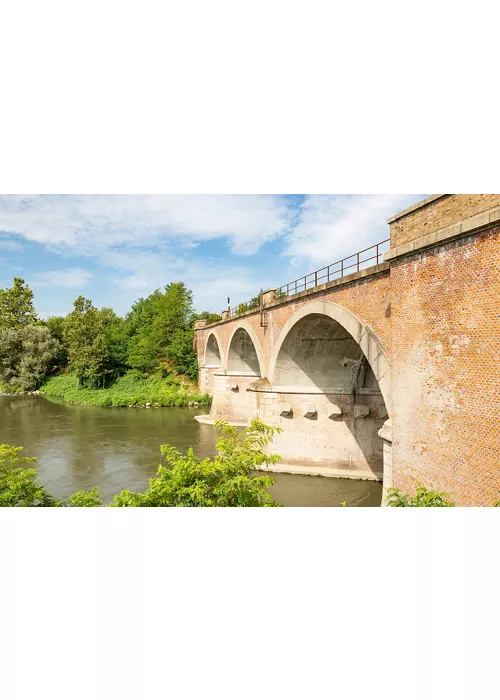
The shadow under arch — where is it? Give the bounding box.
[225,321,263,376]
[204,332,222,368]
[267,301,393,498]
[268,301,391,414]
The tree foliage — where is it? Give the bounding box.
[63,296,114,388]
[0,277,37,329]
[0,275,212,394]
[125,282,197,379]
[0,324,61,390]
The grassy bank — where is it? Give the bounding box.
[39,373,211,408]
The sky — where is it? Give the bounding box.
[0,194,428,318]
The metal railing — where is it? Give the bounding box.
[227,238,390,318]
[229,295,261,319]
[275,239,390,299]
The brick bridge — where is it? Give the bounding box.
[194,194,500,506]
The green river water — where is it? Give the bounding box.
[0,395,382,506]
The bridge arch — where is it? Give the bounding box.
[267,301,392,496]
[268,301,391,415]
[204,332,222,368]
[225,321,263,377]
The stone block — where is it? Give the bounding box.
[353,405,370,419]
[327,404,342,418]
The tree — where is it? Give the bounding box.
[126,282,196,375]
[0,324,61,390]
[64,296,112,388]
[44,316,68,367]
[0,277,37,329]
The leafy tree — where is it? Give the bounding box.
[64,296,113,388]
[111,419,283,507]
[126,282,196,376]
[44,316,69,366]
[100,307,130,378]
[0,324,61,390]
[0,277,37,329]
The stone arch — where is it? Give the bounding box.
[204,332,222,368]
[268,301,391,413]
[267,301,392,498]
[226,322,263,376]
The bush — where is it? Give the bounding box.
[111,419,283,507]
[386,485,455,507]
[39,372,211,408]
[0,444,61,507]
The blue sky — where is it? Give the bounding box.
[0,194,428,318]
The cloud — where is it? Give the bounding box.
[0,194,292,255]
[101,249,268,313]
[32,268,94,289]
[283,194,427,264]
[0,239,23,252]
[0,193,429,314]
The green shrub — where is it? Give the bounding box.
[111,419,283,507]
[386,485,455,507]
[39,372,211,408]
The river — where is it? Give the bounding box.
[0,395,382,506]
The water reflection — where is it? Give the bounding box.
[0,395,381,506]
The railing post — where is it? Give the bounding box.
[341,259,343,277]
[357,252,360,272]
[314,270,318,287]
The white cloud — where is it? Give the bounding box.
[0,194,292,255]
[283,194,427,264]
[32,268,94,289]
[0,239,23,252]
[0,193,429,314]
[101,249,269,313]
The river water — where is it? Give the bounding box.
[0,395,382,506]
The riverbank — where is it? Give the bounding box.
[37,373,211,408]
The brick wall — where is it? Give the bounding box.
[390,194,500,248]
[390,225,500,505]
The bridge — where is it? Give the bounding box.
[194,194,500,506]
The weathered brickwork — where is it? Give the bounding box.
[390,225,500,505]
[390,194,500,248]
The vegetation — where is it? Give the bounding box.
[0,277,215,404]
[0,420,283,507]
[0,444,60,507]
[0,277,37,329]
[40,373,210,407]
[386,486,456,507]
[235,294,261,316]
[0,324,61,391]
